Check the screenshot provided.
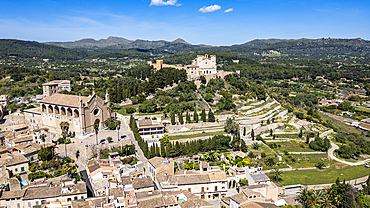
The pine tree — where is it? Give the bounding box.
[194,109,199,123]
[179,111,184,124]
[186,111,190,123]
[171,112,175,125]
[201,109,206,122]
[208,110,215,122]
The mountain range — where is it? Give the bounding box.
[45,36,211,51]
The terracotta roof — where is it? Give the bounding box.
[176,174,210,185]
[87,160,101,174]
[121,176,132,185]
[40,93,91,108]
[23,186,61,200]
[132,177,154,189]
[109,187,123,200]
[208,171,227,181]
[8,123,28,131]
[8,177,19,185]
[0,145,7,152]
[0,189,26,199]
[0,130,13,139]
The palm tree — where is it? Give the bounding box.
[321,194,335,208]
[309,190,323,207]
[299,188,312,208]
[94,123,99,145]
[124,144,129,156]
[273,169,283,182]
[60,122,69,158]
[40,134,47,161]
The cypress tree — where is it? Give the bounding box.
[160,142,165,157]
[208,110,215,122]
[155,144,160,157]
[251,129,255,140]
[201,109,206,122]
[186,111,190,123]
[243,127,246,136]
[179,111,184,124]
[171,112,175,125]
[194,109,199,123]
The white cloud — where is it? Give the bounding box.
[223,8,233,13]
[150,0,181,6]
[198,4,221,13]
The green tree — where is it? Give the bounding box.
[273,169,283,182]
[243,127,246,136]
[94,123,99,146]
[201,109,206,122]
[171,112,176,125]
[186,111,190,123]
[60,122,69,157]
[194,109,199,123]
[208,110,215,122]
[179,111,184,124]
[251,129,255,140]
[40,134,47,161]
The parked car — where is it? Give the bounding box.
[365,163,369,168]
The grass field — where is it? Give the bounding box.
[168,131,227,140]
[269,141,317,152]
[354,106,370,114]
[273,134,300,139]
[320,113,363,135]
[249,144,276,157]
[268,161,370,186]
[286,154,329,168]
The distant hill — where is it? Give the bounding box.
[45,36,210,52]
[0,39,91,60]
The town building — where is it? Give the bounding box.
[0,153,29,175]
[132,177,155,193]
[136,190,213,208]
[137,119,165,139]
[25,91,109,138]
[147,157,174,180]
[156,171,228,200]
[42,80,71,97]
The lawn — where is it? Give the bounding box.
[268,161,370,186]
[168,131,227,140]
[249,144,276,157]
[263,163,290,170]
[285,154,329,168]
[273,134,300,139]
[269,141,318,152]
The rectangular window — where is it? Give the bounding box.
[28,202,31,207]
[21,167,25,172]
[15,168,18,172]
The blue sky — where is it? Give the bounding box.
[0,0,369,45]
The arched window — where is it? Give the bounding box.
[48,105,53,114]
[67,108,72,117]
[61,107,66,116]
[74,109,79,118]
[54,106,60,114]
[42,104,46,112]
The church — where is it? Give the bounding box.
[24,91,109,138]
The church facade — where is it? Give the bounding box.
[25,92,109,138]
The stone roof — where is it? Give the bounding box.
[12,134,33,144]
[23,186,61,200]
[121,176,132,185]
[87,160,101,174]
[109,187,123,200]
[132,177,154,189]
[240,201,278,208]
[0,145,7,152]
[176,174,210,185]
[137,119,164,129]
[23,182,86,200]
[0,189,26,199]
[8,177,19,185]
[148,157,172,169]
[40,93,91,108]
[13,143,41,155]
[0,154,28,166]
[8,123,28,131]
[0,130,13,139]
